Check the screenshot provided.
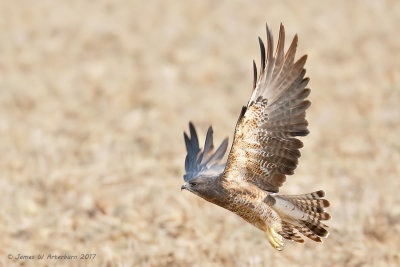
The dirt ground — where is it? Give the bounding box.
[1,0,400,266]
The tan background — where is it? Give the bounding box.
[1,0,400,266]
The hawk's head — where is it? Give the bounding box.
[181,175,222,202]
[182,175,214,193]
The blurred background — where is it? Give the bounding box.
[0,0,399,266]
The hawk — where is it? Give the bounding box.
[181,24,330,250]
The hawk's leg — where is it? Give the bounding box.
[266,226,284,251]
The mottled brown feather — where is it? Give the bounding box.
[222,24,310,193]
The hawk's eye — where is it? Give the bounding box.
[189,182,197,187]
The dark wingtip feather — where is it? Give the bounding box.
[284,33,298,61]
[184,155,189,173]
[205,126,214,148]
[188,121,195,136]
[184,132,190,150]
[208,137,229,163]
[265,22,271,40]
[295,54,308,68]
[201,126,215,164]
[188,121,199,149]
[220,137,229,153]
[275,23,285,58]
[293,34,298,43]
[265,23,273,61]
[258,37,266,72]
[252,60,257,90]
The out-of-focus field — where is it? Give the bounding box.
[1,0,400,266]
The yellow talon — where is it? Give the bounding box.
[266,226,284,251]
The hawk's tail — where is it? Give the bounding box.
[267,190,330,244]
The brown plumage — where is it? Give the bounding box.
[181,23,330,251]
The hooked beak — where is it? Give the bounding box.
[181,184,187,191]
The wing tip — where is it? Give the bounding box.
[188,121,195,133]
[200,125,215,164]
[295,54,308,67]
[206,125,214,136]
[265,22,271,35]
[252,60,257,90]
[258,36,266,71]
[293,33,298,42]
[275,23,286,58]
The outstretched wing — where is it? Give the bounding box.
[183,122,229,181]
[222,24,310,193]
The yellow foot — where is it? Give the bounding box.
[266,226,284,251]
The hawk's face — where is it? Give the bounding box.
[181,175,219,198]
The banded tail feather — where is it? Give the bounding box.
[266,190,330,244]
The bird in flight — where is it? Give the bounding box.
[181,24,330,250]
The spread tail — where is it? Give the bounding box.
[266,190,330,245]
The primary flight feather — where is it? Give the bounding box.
[181,23,330,250]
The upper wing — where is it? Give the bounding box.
[183,122,228,181]
[222,24,310,193]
